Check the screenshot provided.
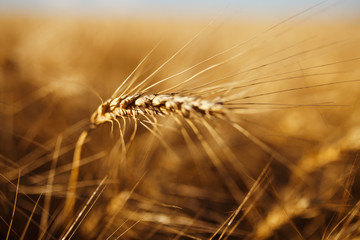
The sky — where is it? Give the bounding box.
[0,0,359,19]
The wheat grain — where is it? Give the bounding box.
[90,93,226,127]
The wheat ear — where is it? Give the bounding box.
[90,93,226,127]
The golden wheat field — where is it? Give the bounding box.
[1,2,360,239]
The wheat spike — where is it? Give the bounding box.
[90,93,226,127]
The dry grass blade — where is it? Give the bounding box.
[20,194,42,240]
[6,170,20,240]
[61,176,108,240]
[39,135,62,239]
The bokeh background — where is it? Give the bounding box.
[1,0,360,239]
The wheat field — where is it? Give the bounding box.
[1,3,360,239]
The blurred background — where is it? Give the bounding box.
[1,0,360,239]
